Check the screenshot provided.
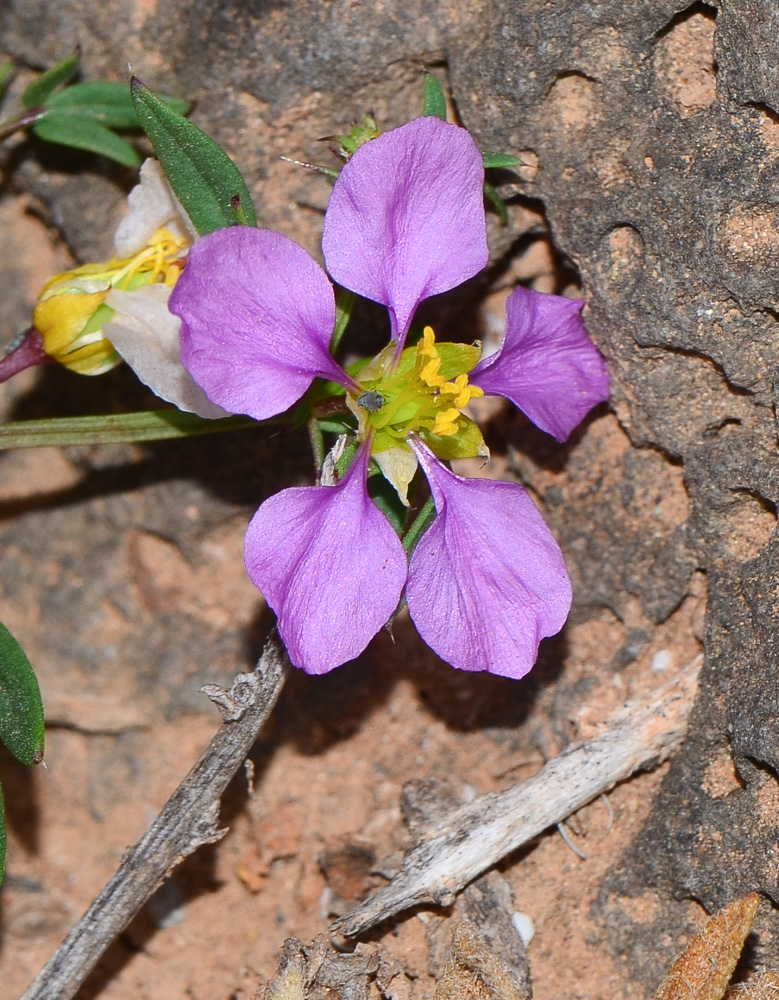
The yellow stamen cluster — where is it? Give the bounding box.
[355,325,483,442]
[417,327,483,436]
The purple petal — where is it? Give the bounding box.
[169,227,350,420]
[244,444,407,674]
[322,117,488,345]
[471,286,610,442]
[406,440,571,679]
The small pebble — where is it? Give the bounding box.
[512,910,535,946]
[650,649,673,672]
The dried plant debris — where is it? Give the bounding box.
[654,894,760,1000]
[434,921,532,1000]
[257,936,411,1000]
[732,971,779,998]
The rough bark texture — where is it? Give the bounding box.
[2,0,779,992]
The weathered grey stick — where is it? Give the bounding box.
[21,635,290,1000]
[333,657,702,938]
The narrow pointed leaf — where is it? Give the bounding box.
[422,74,447,120]
[131,77,257,235]
[22,49,80,108]
[482,152,522,169]
[484,181,509,225]
[46,80,189,128]
[0,622,44,767]
[31,112,141,166]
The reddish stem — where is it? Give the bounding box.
[0,329,51,384]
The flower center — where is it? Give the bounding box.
[351,326,484,449]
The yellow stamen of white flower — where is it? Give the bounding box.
[33,227,188,375]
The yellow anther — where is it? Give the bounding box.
[432,408,461,436]
[418,326,438,358]
[113,228,187,290]
[420,354,445,387]
[441,373,484,409]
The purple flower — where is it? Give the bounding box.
[169,116,609,678]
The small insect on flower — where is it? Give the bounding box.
[355,390,386,412]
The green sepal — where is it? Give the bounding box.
[31,112,141,166]
[80,302,115,338]
[367,464,409,537]
[422,74,447,121]
[130,77,257,235]
[484,181,509,226]
[22,49,80,108]
[434,341,483,378]
[45,80,188,128]
[418,413,487,460]
[483,151,522,169]
[387,340,481,385]
[0,622,45,767]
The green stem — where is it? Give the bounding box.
[402,494,435,556]
[307,416,325,480]
[329,287,356,355]
[0,409,257,450]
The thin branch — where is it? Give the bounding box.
[332,656,702,938]
[20,635,290,1000]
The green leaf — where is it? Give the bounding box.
[316,416,356,434]
[419,413,487,460]
[46,80,189,128]
[0,60,15,100]
[0,410,256,450]
[22,49,81,108]
[482,151,523,170]
[131,77,257,235]
[31,111,141,166]
[484,181,509,226]
[0,622,44,767]
[422,74,447,121]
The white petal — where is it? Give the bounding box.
[105,284,229,419]
[373,446,418,506]
[114,160,194,257]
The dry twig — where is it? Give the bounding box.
[21,635,290,1000]
[333,657,702,938]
